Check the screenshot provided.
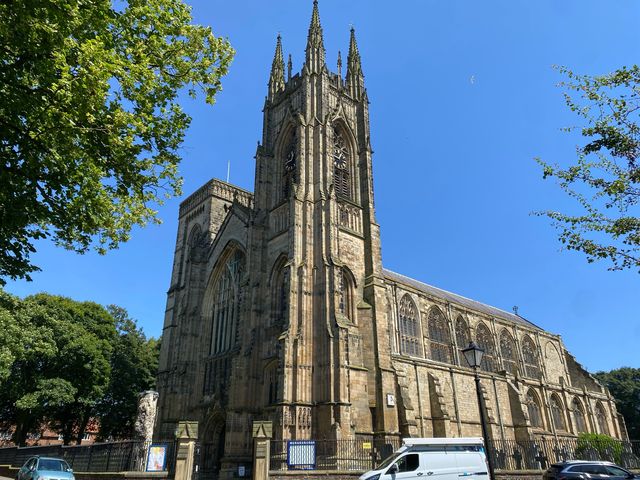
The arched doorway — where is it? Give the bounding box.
[200,412,226,480]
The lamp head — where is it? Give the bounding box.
[462,341,484,368]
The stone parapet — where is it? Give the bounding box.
[179,179,253,218]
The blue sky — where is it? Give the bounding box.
[5,0,639,372]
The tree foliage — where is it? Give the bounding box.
[96,305,159,440]
[594,368,640,440]
[0,0,234,285]
[576,433,623,463]
[537,65,640,271]
[0,291,159,445]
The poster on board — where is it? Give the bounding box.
[146,444,168,472]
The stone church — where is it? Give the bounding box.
[155,0,625,475]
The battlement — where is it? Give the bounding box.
[179,179,254,218]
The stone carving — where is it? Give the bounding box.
[134,390,159,442]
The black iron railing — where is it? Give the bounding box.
[0,440,177,472]
[270,438,402,471]
[487,438,640,471]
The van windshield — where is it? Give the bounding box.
[377,451,402,470]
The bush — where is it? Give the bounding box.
[576,433,623,463]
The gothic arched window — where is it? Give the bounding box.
[333,127,351,200]
[264,361,279,405]
[455,316,470,363]
[427,307,452,363]
[398,294,421,357]
[550,394,566,431]
[596,402,609,435]
[527,389,544,428]
[210,249,245,355]
[476,323,497,372]
[573,398,587,433]
[337,267,356,323]
[522,335,541,379]
[499,329,519,375]
[272,264,290,329]
[282,129,297,200]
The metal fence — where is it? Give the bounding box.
[269,437,640,472]
[0,440,177,472]
[270,438,402,471]
[487,438,640,471]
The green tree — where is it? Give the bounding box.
[96,305,159,440]
[536,65,640,271]
[0,0,234,285]
[594,368,640,439]
[0,294,115,445]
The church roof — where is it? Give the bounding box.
[383,269,543,331]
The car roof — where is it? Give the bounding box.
[555,460,616,466]
[37,457,67,461]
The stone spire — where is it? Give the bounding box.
[268,34,285,99]
[346,27,364,99]
[304,0,325,74]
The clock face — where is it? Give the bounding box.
[333,149,347,169]
[284,148,296,172]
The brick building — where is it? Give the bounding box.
[155,2,625,478]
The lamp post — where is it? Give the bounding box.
[462,341,495,480]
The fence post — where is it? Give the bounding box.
[174,422,198,480]
[252,422,272,480]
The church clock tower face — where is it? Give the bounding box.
[284,148,296,172]
[333,130,348,170]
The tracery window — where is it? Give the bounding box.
[282,129,297,199]
[476,323,497,372]
[210,250,245,355]
[398,294,421,357]
[333,127,351,200]
[596,402,609,435]
[573,398,587,433]
[427,307,452,363]
[522,335,542,379]
[550,394,566,431]
[527,389,544,428]
[499,329,519,375]
[455,316,471,363]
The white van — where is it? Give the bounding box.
[360,437,490,480]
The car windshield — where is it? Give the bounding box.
[377,451,402,470]
[39,459,67,471]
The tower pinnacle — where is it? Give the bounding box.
[305,0,325,74]
[268,34,285,99]
[346,27,364,99]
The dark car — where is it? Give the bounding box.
[16,456,75,480]
[544,461,637,480]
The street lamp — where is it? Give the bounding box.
[462,341,495,480]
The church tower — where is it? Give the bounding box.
[237,0,399,441]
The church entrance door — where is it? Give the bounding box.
[199,421,226,480]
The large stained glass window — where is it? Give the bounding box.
[399,294,421,357]
[427,307,452,363]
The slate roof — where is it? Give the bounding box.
[383,269,543,331]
